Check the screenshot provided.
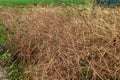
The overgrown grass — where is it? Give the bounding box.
[0,5,120,80]
[0,4,120,80]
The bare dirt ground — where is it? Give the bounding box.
[0,66,8,80]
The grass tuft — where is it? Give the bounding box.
[0,5,120,80]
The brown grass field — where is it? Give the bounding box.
[0,5,120,80]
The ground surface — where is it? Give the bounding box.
[0,66,8,80]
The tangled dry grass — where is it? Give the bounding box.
[0,5,120,80]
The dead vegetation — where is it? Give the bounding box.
[0,5,120,80]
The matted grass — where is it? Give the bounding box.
[0,5,120,80]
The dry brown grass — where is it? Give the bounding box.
[0,5,120,80]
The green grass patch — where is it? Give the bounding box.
[0,0,85,5]
[6,60,26,80]
[0,23,26,80]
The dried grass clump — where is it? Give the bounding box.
[0,6,120,80]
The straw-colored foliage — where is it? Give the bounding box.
[0,5,120,80]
